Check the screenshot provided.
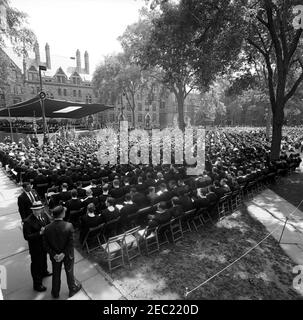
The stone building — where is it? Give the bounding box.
[0,42,97,117]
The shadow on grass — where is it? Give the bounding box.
[75,203,303,300]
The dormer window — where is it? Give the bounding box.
[57,75,66,83]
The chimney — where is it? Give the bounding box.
[76,49,81,72]
[45,43,51,69]
[84,51,89,74]
[34,41,40,65]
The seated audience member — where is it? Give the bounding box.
[167,197,184,218]
[81,188,99,211]
[119,193,139,225]
[148,201,171,227]
[147,186,158,204]
[66,189,83,224]
[58,183,72,204]
[89,179,102,197]
[76,181,86,199]
[192,188,210,209]
[178,190,194,211]
[79,203,104,244]
[122,177,132,194]
[220,178,231,193]
[130,187,149,208]
[101,197,120,222]
[110,179,124,199]
[135,176,146,193]
[99,184,110,211]
[213,180,227,198]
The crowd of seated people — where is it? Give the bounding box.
[0,127,302,246]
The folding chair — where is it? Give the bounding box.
[155,221,171,246]
[104,217,120,240]
[230,190,241,212]
[180,209,196,233]
[217,195,230,220]
[122,226,141,266]
[136,206,155,226]
[192,208,205,230]
[170,218,183,244]
[69,208,83,228]
[137,226,159,256]
[81,223,106,253]
[101,234,125,274]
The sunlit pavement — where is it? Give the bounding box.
[246,162,303,266]
[0,168,124,300]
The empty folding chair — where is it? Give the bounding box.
[137,226,159,256]
[81,223,106,254]
[104,216,120,240]
[101,234,125,274]
[122,226,141,266]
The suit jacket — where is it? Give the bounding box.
[119,203,139,223]
[18,190,40,221]
[167,204,184,218]
[102,207,120,223]
[79,214,105,243]
[110,187,125,199]
[43,220,74,260]
[23,212,50,255]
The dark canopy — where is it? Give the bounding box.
[0,96,113,118]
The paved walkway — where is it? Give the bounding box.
[246,161,303,266]
[0,167,124,300]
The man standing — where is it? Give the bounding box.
[18,182,40,221]
[23,201,52,292]
[43,205,82,298]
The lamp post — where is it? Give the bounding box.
[38,65,47,143]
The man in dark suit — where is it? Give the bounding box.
[65,189,83,225]
[79,203,105,244]
[110,179,125,199]
[58,183,72,205]
[18,182,40,221]
[33,170,49,199]
[23,201,52,292]
[148,201,171,227]
[130,187,150,208]
[43,205,82,299]
[119,193,139,226]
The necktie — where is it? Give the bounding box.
[29,192,35,203]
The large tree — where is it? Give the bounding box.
[120,0,245,130]
[92,52,150,128]
[241,0,303,159]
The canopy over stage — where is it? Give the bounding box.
[0,96,113,118]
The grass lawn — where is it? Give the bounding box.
[77,204,302,300]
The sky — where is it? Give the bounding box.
[10,0,144,73]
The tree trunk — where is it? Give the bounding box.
[270,106,284,160]
[131,108,135,129]
[177,95,185,131]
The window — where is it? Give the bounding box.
[73,90,77,97]
[63,89,67,96]
[57,76,66,83]
[127,114,132,122]
[36,87,40,94]
[136,94,141,100]
[31,87,35,94]
[58,88,62,96]
[77,78,80,85]
[78,90,81,98]
[138,102,142,111]
[73,78,76,84]
[152,101,157,111]
[152,113,157,122]
[86,95,92,104]
[110,113,115,122]
[160,101,165,109]
[138,114,143,122]
[50,93,54,99]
